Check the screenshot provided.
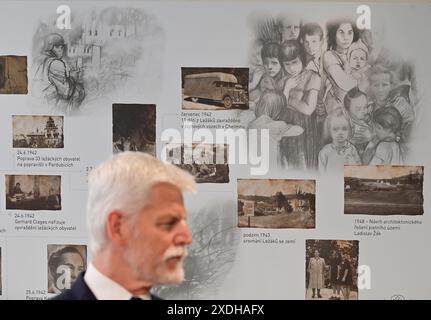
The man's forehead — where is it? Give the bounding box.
[151,181,181,191]
[141,182,185,213]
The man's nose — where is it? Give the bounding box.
[174,220,192,245]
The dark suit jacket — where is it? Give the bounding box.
[52,272,162,300]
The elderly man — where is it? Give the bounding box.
[53,152,195,300]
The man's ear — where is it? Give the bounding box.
[106,210,130,245]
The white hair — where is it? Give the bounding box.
[86,152,196,254]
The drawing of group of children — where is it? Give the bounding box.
[247,15,416,172]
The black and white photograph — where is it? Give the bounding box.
[182,67,249,110]
[0,56,27,94]
[306,239,359,300]
[31,7,164,114]
[241,13,418,172]
[237,179,315,229]
[112,104,156,156]
[12,115,64,148]
[5,175,61,211]
[47,244,87,294]
[165,143,229,183]
[345,165,424,215]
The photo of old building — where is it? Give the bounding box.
[13,115,64,148]
[237,179,315,228]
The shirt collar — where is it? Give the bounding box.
[84,263,151,300]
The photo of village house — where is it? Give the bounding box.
[12,115,64,148]
[165,143,229,183]
[344,165,424,215]
[0,56,27,94]
[237,179,315,229]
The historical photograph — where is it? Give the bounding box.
[182,67,249,110]
[165,143,229,183]
[237,179,315,229]
[306,239,359,300]
[31,7,164,114]
[5,175,61,211]
[47,244,87,294]
[112,104,156,156]
[241,13,419,172]
[345,165,424,215]
[12,115,64,148]
[0,56,27,94]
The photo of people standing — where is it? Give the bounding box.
[245,14,417,172]
[305,239,359,300]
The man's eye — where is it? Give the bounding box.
[160,221,176,229]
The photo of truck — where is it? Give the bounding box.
[182,68,249,110]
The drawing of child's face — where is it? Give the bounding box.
[283,57,303,77]
[370,73,391,104]
[374,123,393,140]
[330,116,349,144]
[349,49,367,70]
[349,95,368,120]
[263,57,282,78]
[303,34,322,57]
[336,23,354,50]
